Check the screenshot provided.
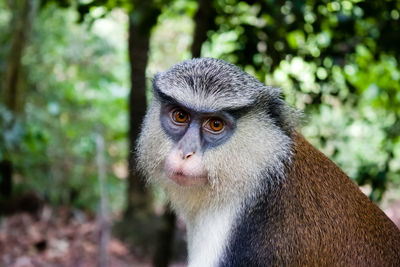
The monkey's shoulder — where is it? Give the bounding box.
[220,189,400,266]
[219,134,400,266]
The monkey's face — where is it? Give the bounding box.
[137,98,291,212]
[136,58,297,214]
[159,102,237,187]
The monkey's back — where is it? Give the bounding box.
[221,133,400,266]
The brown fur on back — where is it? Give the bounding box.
[271,132,400,265]
[221,133,400,266]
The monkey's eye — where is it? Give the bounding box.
[171,109,189,124]
[204,118,225,133]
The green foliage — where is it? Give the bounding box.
[148,0,195,77]
[0,3,129,211]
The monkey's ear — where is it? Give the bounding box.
[152,73,168,101]
[152,73,162,93]
[280,104,304,133]
[256,90,303,134]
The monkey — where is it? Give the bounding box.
[136,58,400,266]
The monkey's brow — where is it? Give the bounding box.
[154,86,251,117]
[153,86,178,105]
[222,105,252,118]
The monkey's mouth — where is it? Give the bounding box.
[167,171,208,186]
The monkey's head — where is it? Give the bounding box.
[137,58,299,218]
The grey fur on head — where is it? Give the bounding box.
[153,57,300,133]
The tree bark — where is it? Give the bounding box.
[126,12,152,219]
[0,0,39,200]
[96,134,110,267]
[0,160,13,197]
[2,0,39,111]
[191,0,214,58]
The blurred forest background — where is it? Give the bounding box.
[0,0,399,266]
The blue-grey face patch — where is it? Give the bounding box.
[159,101,237,152]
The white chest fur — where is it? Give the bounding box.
[186,206,237,267]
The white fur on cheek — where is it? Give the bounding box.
[136,101,173,183]
[203,112,291,202]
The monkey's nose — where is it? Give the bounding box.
[185,151,195,159]
[179,149,195,160]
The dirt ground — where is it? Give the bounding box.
[0,206,169,267]
[0,200,399,267]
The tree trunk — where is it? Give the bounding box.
[0,0,39,200]
[96,134,110,267]
[126,12,152,220]
[0,160,13,197]
[3,0,39,111]
[191,0,214,58]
